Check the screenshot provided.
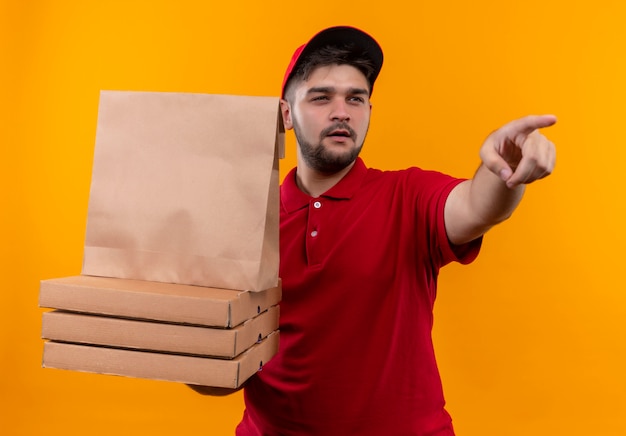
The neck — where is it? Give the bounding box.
[295,160,356,198]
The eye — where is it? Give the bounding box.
[311,95,330,102]
[348,96,366,104]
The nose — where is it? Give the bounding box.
[330,99,350,122]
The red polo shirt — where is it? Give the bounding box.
[237,158,481,436]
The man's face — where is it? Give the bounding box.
[285,64,372,174]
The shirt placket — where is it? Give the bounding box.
[305,198,324,266]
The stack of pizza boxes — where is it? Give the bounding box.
[39,91,283,389]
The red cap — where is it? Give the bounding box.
[281,26,384,98]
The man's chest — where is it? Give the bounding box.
[279,195,418,280]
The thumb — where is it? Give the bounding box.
[480,137,514,182]
[480,143,515,183]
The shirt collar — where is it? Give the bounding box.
[281,157,368,213]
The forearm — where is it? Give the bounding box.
[445,164,525,245]
[468,163,525,225]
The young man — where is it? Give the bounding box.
[235,26,555,435]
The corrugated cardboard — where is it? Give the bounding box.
[39,275,281,328]
[42,331,279,388]
[41,306,279,358]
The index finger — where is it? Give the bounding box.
[500,114,558,137]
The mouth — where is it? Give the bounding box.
[327,129,352,139]
[322,123,356,142]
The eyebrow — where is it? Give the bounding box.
[307,86,370,96]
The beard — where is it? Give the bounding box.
[293,118,366,174]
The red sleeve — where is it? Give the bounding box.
[408,168,482,268]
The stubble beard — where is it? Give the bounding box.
[293,118,367,175]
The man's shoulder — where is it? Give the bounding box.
[364,164,449,184]
[359,164,463,205]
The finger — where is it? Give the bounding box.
[480,146,514,182]
[498,114,557,139]
[506,140,556,187]
[506,158,546,188]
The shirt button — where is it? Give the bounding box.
[310,230,318,237]
[313,201,322,209]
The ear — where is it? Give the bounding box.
[280,99,293,130]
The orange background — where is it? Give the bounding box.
[2,1,625,435]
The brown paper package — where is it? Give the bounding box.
[82,91,284,292]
